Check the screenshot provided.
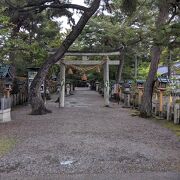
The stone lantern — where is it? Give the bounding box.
[156,77,169,90]
[123,83,131,107]
[95,80,100,92]
[4,81,13,97]
[136,80,145,107]
[156,77,170,116]
[123,83,130,93]
[66,83,71,96]
[27,67,45,100]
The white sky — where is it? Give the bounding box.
[71,0,85,5]
[60,0,86,31]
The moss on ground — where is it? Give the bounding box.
[163,122,180,137]
[130,109,180,137]
[0,137,16,156]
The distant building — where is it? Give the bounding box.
[157,62,180,80]
[157,62,180,94]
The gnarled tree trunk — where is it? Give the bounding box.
[140,46,161,117]
[140,0,169,117]
[116,50,125,83]
[29,0,101,115]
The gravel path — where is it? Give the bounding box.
[0,88,180,179]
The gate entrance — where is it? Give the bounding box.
[57,51,120,107]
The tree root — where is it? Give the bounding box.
[31,107,52,115]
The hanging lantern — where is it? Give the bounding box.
[68,67,73,74]
[81,73,87,81]
[96,65,100,73]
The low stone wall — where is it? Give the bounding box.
[0,108,11,123]
[0,98,11,123]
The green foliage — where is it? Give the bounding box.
[0,1,64,75]
[0,0,179,81]
[137,62,150,79]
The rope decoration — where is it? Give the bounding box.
[60,79,65,87]
[68,64,101,73]
[104,80,109,90]
[65,59,106,73]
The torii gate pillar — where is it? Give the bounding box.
[60,62,66,107]
[103,57,110,107]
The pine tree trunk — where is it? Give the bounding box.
[116,50,124,83]
[29,0,101,115]
[140,46,161,117]
[140,0,169,117]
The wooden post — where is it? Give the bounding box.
[60,62,65,108]
[138,88,143,107]
[155,93,158,115]
[103,57,109,107]
[6,90,10,98]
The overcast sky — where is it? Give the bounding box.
[60,0,86,31]
[71,0,85,5]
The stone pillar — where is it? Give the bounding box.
[174,103,180,124]
[167,95,172,121]
[159,91,163,113]
[0,98,11,123]
[70,83,74,92]
[66,83,70,96]
[103,57,109,107]
[127,93,131,107]
[60,62,65,107]
[95,81,99,92]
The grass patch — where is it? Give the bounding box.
[151,116,180,137]
[0,137,16,157]
[130,110,140,116]
[130,109,180,137]
[163,122,180,137]
[151,117,180,137]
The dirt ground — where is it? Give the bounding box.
[0,88,180,179]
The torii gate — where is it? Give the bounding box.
[56,51,120,107]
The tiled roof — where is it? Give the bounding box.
[0,64,13,79]
[157,62,180,75]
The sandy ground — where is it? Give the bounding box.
[0,88,180,179]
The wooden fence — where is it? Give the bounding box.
[98,82,180,125]
[10,93,28,107]
[119,88,180,124]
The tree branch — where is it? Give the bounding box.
[5,0,17,9]
[18,3,88,13]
